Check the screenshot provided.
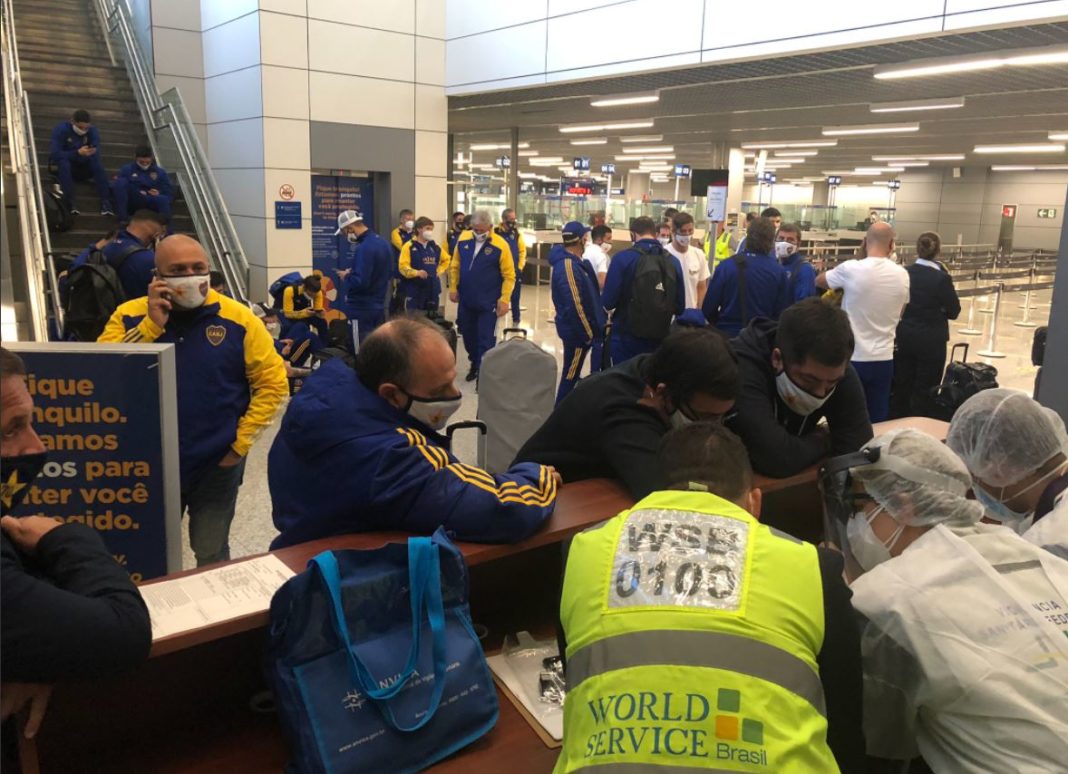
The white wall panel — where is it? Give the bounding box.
[446,0,547,39]
[309,72,415,128]
[152,0,202,30]
[262,65,310,119]
[944,1,1068,29]
[415,0,446,38]
[204,66,263,123]
[416,36,445,85]
[203,12,260,77]
[415,84,448,132]
[201,0,258,30]
[308,20,414,81]
[414,174,448,224]
[260,12,308,69]
[263,118,311,168]
[307,0,415,32]
[415,130,447,177]
[215,168,268,218]
[260,0,308,14]
[447,22,547,87]
[545,51,701,83]
[208,118,264,168]
[548,0,621,13]
[153,28,205,78]
[155,74,208,124]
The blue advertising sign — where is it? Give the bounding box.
[9,343,181,581]
[275,200,302,229]
[311,174,375,316]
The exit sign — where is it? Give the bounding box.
[1002,204,1017,218]
[1038,207,1057,219]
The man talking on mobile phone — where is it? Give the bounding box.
[98,235,288,566]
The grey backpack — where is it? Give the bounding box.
[477,328,557,473]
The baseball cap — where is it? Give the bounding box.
[334,209,364,235]
[562,220,591,243]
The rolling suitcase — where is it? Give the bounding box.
[476,329,557,474]
[927,343,999,420]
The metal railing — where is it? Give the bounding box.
[2,0,63,340]
[90,0,249,301]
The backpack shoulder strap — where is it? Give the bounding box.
[108,242,145,271]
[735,254,749,324]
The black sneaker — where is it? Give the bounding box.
[101,205,115,216]
[70,207,81,216]
[465,368,479,382]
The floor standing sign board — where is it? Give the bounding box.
[8,343,181,582]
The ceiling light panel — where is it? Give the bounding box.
[622,146,674,154]
[741,140,838,149]
[973,143,1065,154]
[822,123,920,136]
[590,92,659,108]
[869,97,965,113]
[569,138,607,146]
[874,44,1068,80]
[619,134,663,143]
[559,121,655,134]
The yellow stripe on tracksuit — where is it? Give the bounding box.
[563,260,593,341]
[565,348,584,380]
[398,428,556,506]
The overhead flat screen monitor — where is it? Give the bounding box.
[690,169,729,197]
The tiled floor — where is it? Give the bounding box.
[181,282,1052,569]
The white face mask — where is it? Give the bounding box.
[775,369,834,416]
[846,505,905,573]
[421,229,434,242]
[657,236,671,247]
[346,232,358,243]
[775,241,798,259]
[474,231,488,243]
[404,220,415,231]
[137,161,152,171]
[405,393,462,431]
[161,274,210,309]
[72,124,89,136]
[601,242,613,254]
[674,234,691,248]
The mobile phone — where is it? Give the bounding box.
[152,269,172,300]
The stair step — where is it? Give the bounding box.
[17,57,124,75]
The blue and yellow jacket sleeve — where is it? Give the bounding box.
[449,231,469,289]
[382,428,557,542]
[390,227,404,253]
[491,232,517,304]
[281,285,313,319]
[99,298,164,344]
[233,306,288,457]
[552,258,595,345]
[516,232,528,271]
[398,241,418,279]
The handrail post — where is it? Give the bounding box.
[1014,268,1038,329]
[958,270,983,335]
[977,283,1006,358]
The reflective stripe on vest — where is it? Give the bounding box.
[568,629,826,716]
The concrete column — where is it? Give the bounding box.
[811,182,830,207]
[726,148,745,214]
[507,127,519,215]
[1036,183,1068,422]
[626,172,651,206]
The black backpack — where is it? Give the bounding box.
[63,244,140,341]
[43,187,73,233]
[626,247,677,339]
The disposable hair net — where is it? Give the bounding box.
[946,388,1068,488]
[853,428,983,527]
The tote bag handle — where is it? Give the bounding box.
[311,538,448,732]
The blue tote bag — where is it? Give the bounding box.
[267,529,499,773]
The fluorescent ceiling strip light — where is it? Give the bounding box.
[619,134,663,143]
[892,161,930,167]
[622,146,674,154]
[874,44,1068,80]
[559,121,654,134]
[871,154,965,161]
[529,157,565,165]
[570,138,607,145]
[869,97,965,112]
[991,164,1068,171]
[772,157,807,164]
[741,140,837,149]
[1048,131,1068,141]
[591,92,659,107]
[853,166,905,174]
[614,155,674,161]
[775,150,818,157]
[469,142,530,151]
[973,143,1065,154]
[517,150,539,157]
[823,123,919,136]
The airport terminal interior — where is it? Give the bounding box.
[2,0,1068,771]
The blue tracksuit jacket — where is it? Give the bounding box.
[781,253,818,303]
[345,229,393,312]
[49,122,101,161]
[114,161,173,198]
[397,239,443,312]
[601,238,686,342]
[549,245,605,345]
[703,251,790,336]
[268,359,558,549]
[70,230,155,300]
[449,231,516,312]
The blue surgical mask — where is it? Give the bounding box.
[973,485,1033,533]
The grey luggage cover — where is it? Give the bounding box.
[477,332,558,473]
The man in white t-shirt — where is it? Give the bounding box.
[582,224,612,289]
[664,212,710,310]
[816,222,909,422]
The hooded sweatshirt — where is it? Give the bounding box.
[268,359,557,548]
[727,319,872,478]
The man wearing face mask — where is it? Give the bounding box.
[821,428,1068,771]
[99,235,288,566]
[49,109,113,216]
[279,274,328,343]
[556,422,866,773]
[495,208,527,327]
[664,212,710,311]
[67,209,167,302]
[582,224,612,289]
[448,209,516,382]
[390,209,416,258]
[550,221,606,403]
[515,328,738,500]
[727,298,871,478]
[947,389,1068,557]
[655,220,673,247]
[397,216,445,313]
[334,210,393,347]
[111,146,173,223]
[1,348,151,746]
[776,223,817,303]
[447,211,466,254]
[268,318,559,549]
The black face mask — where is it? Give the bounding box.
[1,451,48,516]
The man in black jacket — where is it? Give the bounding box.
[1,347,151,741]
[728,298,873,478]
[514,328,739,499]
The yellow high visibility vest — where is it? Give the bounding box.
[556,490,836,774]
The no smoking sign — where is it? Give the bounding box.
[279,184,296,201]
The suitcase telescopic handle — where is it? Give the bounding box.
[950,342,969,364]
[501,327,527,340]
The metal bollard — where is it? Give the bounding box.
[1014,285,1037,328]
[959,295,983,335]
[978,283,1006,358]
